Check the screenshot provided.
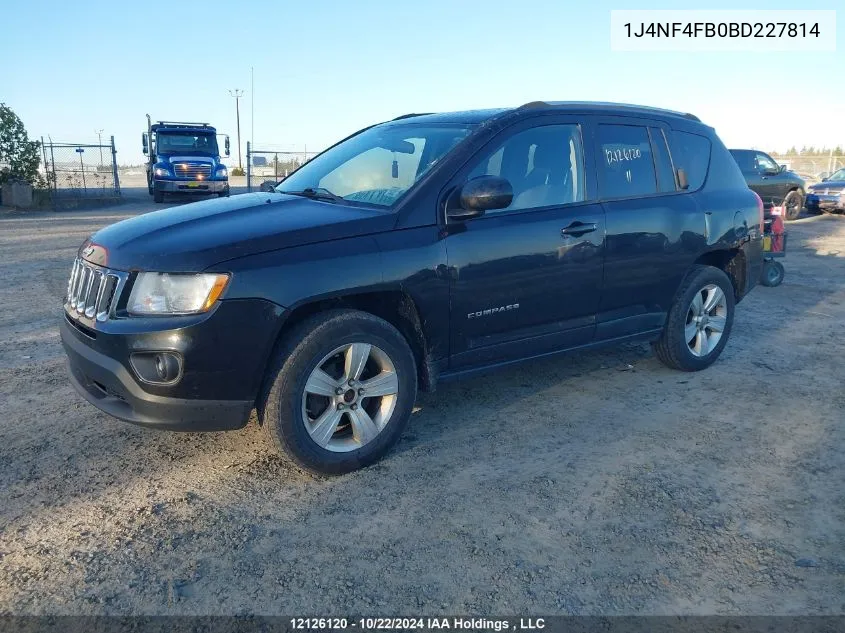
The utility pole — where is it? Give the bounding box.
[228,89,244,170]
[95,129,104,167]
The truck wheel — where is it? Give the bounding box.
[258,309,418,476]
[153,189,164,203]
[783,190,803,221]
[653,265,735,372]
[760,260,785,287]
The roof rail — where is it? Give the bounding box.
[517,101,550,109]
[391,113,432,121]
[155,120,212,127]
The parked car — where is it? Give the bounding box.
[729,149,806,220]
[806,168,845,214]
[61,102,764,475]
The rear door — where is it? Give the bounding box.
[592,117,706,339]
[444,116,606,368]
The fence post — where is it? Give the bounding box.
[246,141,251,192]
[111,136,121,196]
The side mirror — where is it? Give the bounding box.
[779,164,787,173]
[142,133,148,155]
[447,176,513,221]
[224,136,231,157]
[821,176,829,182]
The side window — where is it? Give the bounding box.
[670,131,711,191]
[596,125,657,198]
[755,152,778,173]
[466,124,585,213]
[730,150,754,172]
[649,127,677,193]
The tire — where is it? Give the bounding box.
[783,190,803,221]
[153,189,164,203]
[760,260,785,287]
[258,309,418,476]
[653,265,735,372]
[218,186,230,198]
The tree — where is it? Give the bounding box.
[0,103,41,186]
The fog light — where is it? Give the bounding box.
[130,351,182,385]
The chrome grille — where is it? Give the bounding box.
[172,162,212,179]
[65,259,125,322]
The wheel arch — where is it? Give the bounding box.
[260,289,436,398]
[691,248,748,301]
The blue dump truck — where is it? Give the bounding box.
[142,115,231,203]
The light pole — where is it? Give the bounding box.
[95,129,104,167]
[228,89,244,170]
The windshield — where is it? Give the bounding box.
[277,123,474,207]
[827,169,845,181]
[156,132,218,156]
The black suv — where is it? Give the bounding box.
[62,102,763,475]
[729,149,806,220]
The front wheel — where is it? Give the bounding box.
[653,265,735,371]
[153,188,164,203]
[259,309,418,475]
[783,190,803,221]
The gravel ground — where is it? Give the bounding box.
[1,201,844,616]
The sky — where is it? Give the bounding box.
[2,0,842,167]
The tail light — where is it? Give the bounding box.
[753,191,764,229]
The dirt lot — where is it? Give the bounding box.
[1,200,843,616]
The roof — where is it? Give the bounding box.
[387,101,701,126]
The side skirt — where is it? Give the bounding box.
[436,328,663,384]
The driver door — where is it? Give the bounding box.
[443,118,606,370]
[753,152,785,206]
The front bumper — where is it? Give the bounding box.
[154,179,229,194]
[806,193,845,212]
[61,298,284,431]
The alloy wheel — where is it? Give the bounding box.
[301,343,399,452]
[685,284,728,357]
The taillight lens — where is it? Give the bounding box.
[753,191,764,229]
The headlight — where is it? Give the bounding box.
[127,273,229,315]
[154,166,170,177]
[215,166,228,178]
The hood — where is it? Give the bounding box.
[809,180,845,192]
[83,193,395,271]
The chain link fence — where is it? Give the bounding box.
[769,154,844,183]
[245,142,319,191]
[41,137,121,201]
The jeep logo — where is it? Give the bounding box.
[467,303,519,319]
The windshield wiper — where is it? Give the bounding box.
[279,187,344,203]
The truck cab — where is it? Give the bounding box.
[142,116,231,203]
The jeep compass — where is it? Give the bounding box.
[62,102,764,474]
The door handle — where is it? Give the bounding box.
[561,222,598,238]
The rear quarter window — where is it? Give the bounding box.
[670,131,711,191]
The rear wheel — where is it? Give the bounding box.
[783,190,803,221]
[259,309,417,475]
[653,265,735,371]
[760,260,785,287]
